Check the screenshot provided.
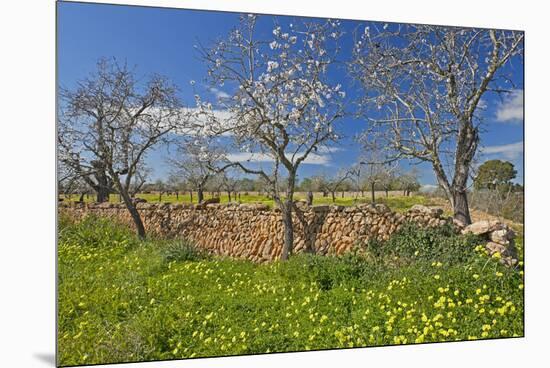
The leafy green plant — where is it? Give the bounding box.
[364,222,482,266]
[160,239,209,263]
[59,214,137,249]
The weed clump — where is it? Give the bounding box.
[364,222,482,266]
[161,239,210,263]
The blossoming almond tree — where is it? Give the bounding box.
[59,58,186,238]
[350,25,523,225]
[196,15,346,259]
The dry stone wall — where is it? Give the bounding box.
[60,201,451,262]
[461,220,519,266]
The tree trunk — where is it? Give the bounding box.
[96,184,110,203]
[95,169,111,203]
[385,189,389,197]
[331,191,336,203]
[118,189,146,239]
[371,182,375,203]
[432,154,473,226]
[127,202,146,239]
[280,172,297,261]
[306,191,313,206]
[197,188,204,203]
[189,191,193,203]
[451,189,472,225]
[78,193,85,202]
[280,201,294,261]
[227,191,231,201]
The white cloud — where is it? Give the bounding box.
[209,87,230,99]
[495,90,523,123]
[301,153,332,165]
[316,146,343,154]
[481,141,523,161]
[478,98,488,110]
[225,152,272,163]
[420,184,438,192]
[225,151,332,165]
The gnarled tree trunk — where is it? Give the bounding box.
[118,186,146,239]
[452,189,471,225]
[280,201,294,261]
[280,173,297,261]
[96,181,110,203]
[197,187,204,203]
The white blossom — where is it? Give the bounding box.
[267,61,279,72]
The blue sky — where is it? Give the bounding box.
[57,1,524,186]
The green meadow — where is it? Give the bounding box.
[57,215,524,366]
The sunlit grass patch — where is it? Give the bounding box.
[59,193,435,213]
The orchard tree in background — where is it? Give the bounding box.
[398,169,421,196]
[378,169,396,198]
[350,24,523,225]
[474,159,517,191]
[196,15,346,260]
[169,136,226,203]
[221,172,240,201]
[297,177,314,192]
[58,58,184,238]
[358,141,399,203]
[235,177,256,193]
[317,170,352,203]
[359,162,397,203]
[154,179,166,202]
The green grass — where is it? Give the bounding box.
[60,193,433,212]
[57,216,524,366]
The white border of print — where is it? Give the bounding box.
[1,1,547,367]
